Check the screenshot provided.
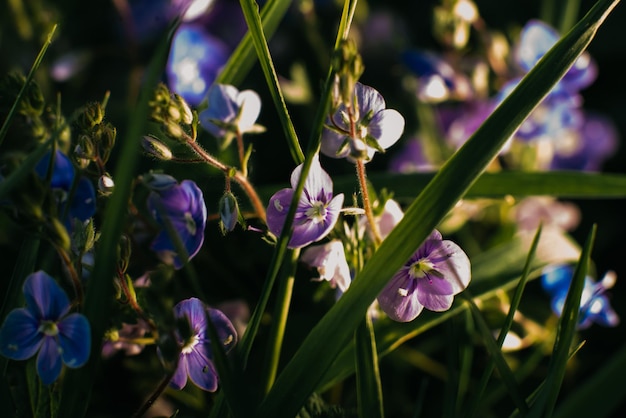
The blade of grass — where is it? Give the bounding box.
[526,224,597,417]
[354,315,384,418]
[55,17,182,418]
[463,224,542,418]
[238,0,305,164]
[256,1,620,415]
[0,25,56,148]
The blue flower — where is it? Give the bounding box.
[198,83,263,142]
[266,156,344,249]
[146,174,207,269]
[35,150,96,224]
[0,271,91,384]
[166,24,230,107]
[159,297,237,392]
[321,82,405,163]
[377,230,471,322]
[541,264,619,330]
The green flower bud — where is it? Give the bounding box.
[141,135,173,160]
[77,102,105,130]
[219,191,240,235]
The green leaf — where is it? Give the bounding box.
[256,1,620,415]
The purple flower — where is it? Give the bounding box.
[0,271,91,384]
[301,240,352,292]
[146,174,207,269]
[541,264,619,329]
[377,230,471,322]
[160,298,237,392]
[166,24,230,107]
[389,137,437,173]
[198,83,263,144]
[321,82,405,162]
[266,157,344,249]
[35,150,96,224]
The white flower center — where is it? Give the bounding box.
[181,334,200,354]
[305,201,327,224]
[408,258,436,279]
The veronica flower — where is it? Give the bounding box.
[321,82,405,163]
[541,264,619,330]
[35,150,96,225]
[146,174,207,269]
[166,24,230,107]
[0,271,91,384]
[377,230,471,322]
[159,298,237,391]
[301,240,351,292]
[198,83,264,145]
[266,157,344,249]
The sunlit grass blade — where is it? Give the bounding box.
[354,315,384,418]
[553,343,626,418]
[215,0,292,88]
[256,1,619,415]
[0,25,56,148]
[463,225,542,418]
[55,18,182,418]
[238,0,305,164]
[526,224,597,417]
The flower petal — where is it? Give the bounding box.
[266,188,294,239]
[355,82,385,116]
[377,270,424,322]
[427,240,471,294]
[58,313,91,368]
[23,271,70,321]
[0,308,43,360]
[369,109,405,150]
[169,354,189,390]
[186,346,218,391]
[289,194,344,248]
[417,291,454,312]
[174,298,208,337]
[207,308,238,352]
[236,90,262,132]
[37,337,63,385]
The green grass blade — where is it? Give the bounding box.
[527,224,597,417]
[215,0,292,88]
[238,0,305,164]
[0,24,56,148]
[55,18,181,418]
[464,225,542,418]
[256,1,619,415]
[354,315,384,418]
[553,343,626,418]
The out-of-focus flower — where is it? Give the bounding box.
[146,174,207,269]
[541,264,619,329]
[514,20,597,93]
[35,150,96,225]
[513,196,581,232]
[102,320,151,358]
[321,82,404,163]
[159,298,237,391]
[0,271,91,384]
[166,24,230,107]
[215,299,250,339]
[266,156,344,249]
[402,50,473,103]
[389,137,438,173]
[377,230,471,322]
[359,198,405,241]
[198,83,264,147]
[301,240,351,292]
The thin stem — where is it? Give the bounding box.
[356,158,381,246]
[131,363,178,418]
[117,268,158,334]
[55,245,84,307]
[235,129,246,174]
[185,139,266,222]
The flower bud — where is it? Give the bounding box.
[332,39,364,108]
[77,102,105,129]
[98,174,115,195]
[117,234,132,274]
[219,191,239,234]
[141,135,173,160]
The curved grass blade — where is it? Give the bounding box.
[215,0,292,88]
[238,0,305,164]
[526,224,597,417]
[55,18,182,418]
[256,1,620,416]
